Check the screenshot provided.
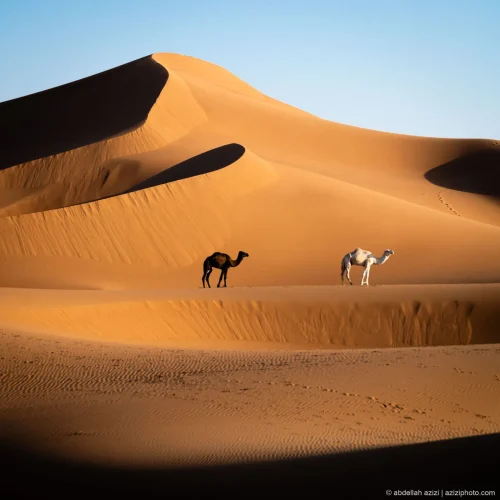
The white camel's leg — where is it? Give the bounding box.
[363,263,372,286]
[361,264,369,286]
[345,262,353,286]
[341,256,349,285]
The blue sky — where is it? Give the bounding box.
[1,0,498,139]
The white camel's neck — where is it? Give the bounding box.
[375,254,390,265]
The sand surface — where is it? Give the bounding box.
[2,329,499,469]
[1,53,499,495]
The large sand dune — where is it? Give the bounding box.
[0,53,499,295]
[1,53,499,495]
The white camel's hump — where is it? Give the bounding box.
[348,248,374,265]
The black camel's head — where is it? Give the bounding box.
[238,251,249,259]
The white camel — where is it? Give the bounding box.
[340,248,395,286]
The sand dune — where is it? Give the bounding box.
[0,56,168,170]
[0,50,499,348]
[0,55,208,216]
[0,285,499,349]
[0,53,499,293]
[1,52,499,495]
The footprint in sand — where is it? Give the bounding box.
[436,191,461,217]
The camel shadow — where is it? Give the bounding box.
[424,149,500,197]
[0,432,498,498]
[0,55,168,171]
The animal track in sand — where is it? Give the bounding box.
[295,384,436,420]
[436,191,460,217]
[277,382,431,423]
[311,386,432,419]
[67,430,99,437]
[472,413,496,425]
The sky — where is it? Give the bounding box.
[0,0,498,139]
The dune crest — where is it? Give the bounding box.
[0,56,208,215]
[0,144,277,273]
[0,285,498,349]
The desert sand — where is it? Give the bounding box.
[0,53,499,497]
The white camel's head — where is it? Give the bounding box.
[384,249,395,256]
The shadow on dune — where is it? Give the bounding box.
[66,143,246,209]
[1,433,498,499]
[0,55,168,170]
[123,143,246,194]
[425,149,500,197]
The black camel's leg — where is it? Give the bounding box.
[218,266,229,288]
[202,261,212,288]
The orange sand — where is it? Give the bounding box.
[0,53,499,496]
